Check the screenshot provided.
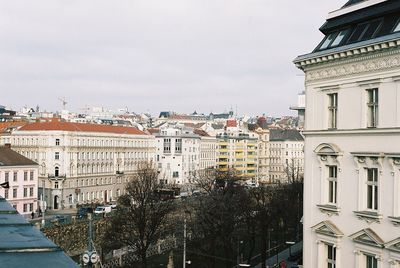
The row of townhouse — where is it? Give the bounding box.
[0,145,39,217]
[295,0,400,267]
[0,118,305,210]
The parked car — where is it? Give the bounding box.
[50,215,67,223]
[94,206,112,214]
[76,207,93,219]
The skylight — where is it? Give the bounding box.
[331,30,349,47]
[320,33,337,50]
[394,20,400,32]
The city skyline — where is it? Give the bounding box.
[0,0,345,116]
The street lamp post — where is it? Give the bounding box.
[183,217,187,268]
[285,241,295,259]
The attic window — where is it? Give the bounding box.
[394,20,400,32]
[320,33,337,50]
[331,29,349,47]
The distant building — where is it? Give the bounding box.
[0,120,155,210]
[216,120,259,184]
[290,91,305,129]
[0,144,38,217]
[194,129,217,171]
[269,129,304,183]
[155,125,200,185]
[295,0,400,267]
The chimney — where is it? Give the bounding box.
[4,143,11,149]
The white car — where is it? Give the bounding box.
[94,206,112,214]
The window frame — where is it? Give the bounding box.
[366,167,379,211]
[328,93,338,129]
[366,88,379,128]
[328,165,338,205]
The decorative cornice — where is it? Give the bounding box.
[305,51,400,82]
[317,204,340,216]
[294,37,400,69]
[354,211,383,224]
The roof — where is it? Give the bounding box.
[18,121,147,135]
[0,121,28,133]
[0,147,37,166]
[0,197,79,267]
[270,129,304,141]
[193,129,210,137]
[296,0,400,62]
[226,120,237,128]
[343,0,368,7]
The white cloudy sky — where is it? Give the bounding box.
[0,0,346,116]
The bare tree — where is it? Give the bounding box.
[102,162,176,268]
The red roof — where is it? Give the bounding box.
[18,121,147,135]
[0,121,28,133]
[226,120,237,128]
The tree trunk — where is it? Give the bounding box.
[140,250,147,268]
[261,234,267,268]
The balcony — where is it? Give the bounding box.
[47,174,66,179]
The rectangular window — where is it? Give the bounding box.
[55,152,60,160]
[366,168,378,211]
[30,171,34,181]
[54,182,59,189]
[4,189,8,199]
[175,139,182,153]
[367,88,378,128]
[5,172,9,182]
[55,139,60,146]
[13,188,17,198]
[29,203,33,212]
[24,171,28,181]
[327,244,336,268]
[23,188,27,198]
[23,204,27,213]
[173,171,179,178]
[13,172,17,182]
[365,254,377,268]
[163,139,171,153]
[328,93,338,129]
[29,187,34,197]
[328,166,338,204]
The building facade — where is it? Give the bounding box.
[0,145,38,217]
[295,1,400,267]
[0,120,155,210]
[155,126,200,185]
[216,120,259,184]
[269,129,304,183]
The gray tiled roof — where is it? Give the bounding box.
[270,129,304,141]
[0,197,79,267]
[0,146,38,166]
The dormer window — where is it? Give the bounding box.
[319,33,337,50]
[394,19,400,32]
[330,29,349,47]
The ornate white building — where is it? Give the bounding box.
[295,0,400,267]
[0,120,155,210]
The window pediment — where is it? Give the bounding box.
[314,143,342,156]
[350,228,384,248]
[312,220,344,238]
[386,238,400,253]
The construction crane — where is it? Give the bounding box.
[58,97,68,110]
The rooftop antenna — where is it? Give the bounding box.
[58,97,68,110]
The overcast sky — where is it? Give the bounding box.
[0,0,346,117]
